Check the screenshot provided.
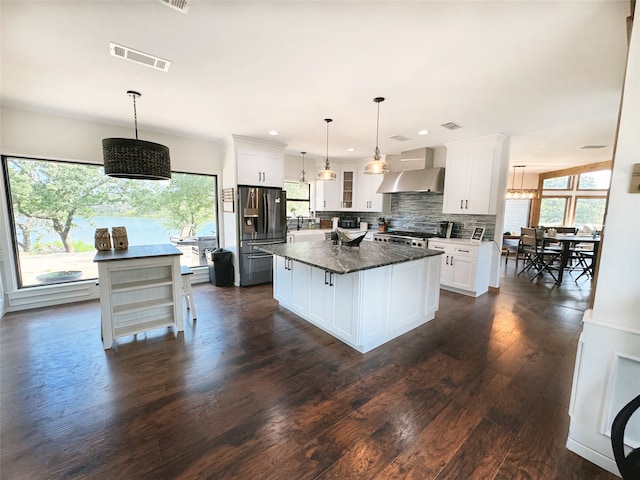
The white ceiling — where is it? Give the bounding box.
[0,1,631,173]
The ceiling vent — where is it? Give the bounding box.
[390,135,411,142]
[579,145,606,149]
[109,42,171,72]
[159,0,191,14]
[441,121,463,130]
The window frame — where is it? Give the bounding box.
[573,195,608,229]
[538,195,571,227]
[284,181,311,218]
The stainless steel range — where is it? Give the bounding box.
[372,230,438,249]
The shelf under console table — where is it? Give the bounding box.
[94,244,184,349]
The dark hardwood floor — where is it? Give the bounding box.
[1,260,618,479]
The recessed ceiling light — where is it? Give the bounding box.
[418,129,430,136]
[347,148,355,152]
[269,130,279,136]
[579,145,606,149]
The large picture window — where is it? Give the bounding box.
[3,156,218,288]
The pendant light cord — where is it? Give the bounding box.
[128,90,141,141]
[375,101,380,151]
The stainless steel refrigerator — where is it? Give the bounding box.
[237,186,287,286]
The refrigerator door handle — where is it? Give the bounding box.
[247,254,273,260]
[247,239,286,246]
[263,192,269,236]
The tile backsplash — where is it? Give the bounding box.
[313,192,496,241]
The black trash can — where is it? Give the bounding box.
[205,248,234,287]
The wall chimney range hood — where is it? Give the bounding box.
[376,147,445,193]
[376,168,445,193]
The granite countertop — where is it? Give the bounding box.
[93,244,182,262]
[257,241,443,274]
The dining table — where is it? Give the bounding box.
[543,233,601,283]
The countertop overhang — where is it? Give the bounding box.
[257,241,442,274]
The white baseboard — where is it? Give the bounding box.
[566,437,621,477]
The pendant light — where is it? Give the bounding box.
[506,165,536,199]
[102,90,171,180]
[363,97,389,175]
[317,118,337,181]
[299,151,307,184]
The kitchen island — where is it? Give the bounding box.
[94,244,184,349]
[258,241,443,353]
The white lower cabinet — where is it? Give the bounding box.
[272,255,441,352]
[274,256,310,315]
[428,239,492,297]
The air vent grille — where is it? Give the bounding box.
[159,0,191,14]
[109,42,171,72]
[441,121,463,130]
[579,145,606,149]
[390,135,411,142]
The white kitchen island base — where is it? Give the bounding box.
[273,254,441,353]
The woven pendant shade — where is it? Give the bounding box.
[102,90,171,180]
[103,138,171,180]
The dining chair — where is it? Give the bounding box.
[518,227,561,281]
[569,243,595,281]
[611,393,640,479]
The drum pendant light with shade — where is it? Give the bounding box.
[102,90,171,180]
[317,119,337,181]
[299,151,307,184]
[363,97,389,175]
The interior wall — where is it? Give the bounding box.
[0,106,223,172]
[567,2,639,474]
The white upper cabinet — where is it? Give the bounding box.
[340,165,356,210]
[442,134,508,215]
[316,160,390,212]
[315,163,342,211]
[234,136,285,187]
[355,168,390,212]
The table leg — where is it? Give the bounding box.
[557,242,571,283]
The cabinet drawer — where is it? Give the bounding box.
[452,246,477,257]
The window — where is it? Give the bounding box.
[284,181,310,218]
[503,199,531,234]
[539,197,569,227]
[574,197,607,229]
[543,176,572,190]
[578,170,611,190]
[537,165,610,228]
[3,156,218,288]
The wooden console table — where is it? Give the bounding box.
[94,244,184,349]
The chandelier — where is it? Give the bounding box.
[506,165,537,199]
